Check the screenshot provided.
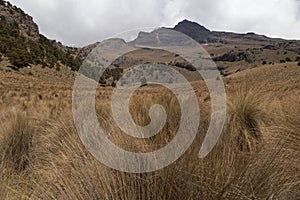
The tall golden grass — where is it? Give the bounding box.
[0,87,299,199]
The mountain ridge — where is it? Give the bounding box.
[1,0,299,83]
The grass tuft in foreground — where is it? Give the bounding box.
[0,114,34,173]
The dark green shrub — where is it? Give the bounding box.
[285,57,292,62]
[280,60,286,63]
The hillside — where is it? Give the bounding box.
[76,19,300,85]
[174,20,300,75]
[0,0,81,71]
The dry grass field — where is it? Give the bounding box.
[0,61,299,199]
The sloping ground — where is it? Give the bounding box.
[227,62,300,97]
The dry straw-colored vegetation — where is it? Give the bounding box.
[0,62,299,199]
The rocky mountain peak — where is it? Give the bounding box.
[174,19,210,33]
[173,19,210,43]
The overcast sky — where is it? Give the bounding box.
[9,0,300,47]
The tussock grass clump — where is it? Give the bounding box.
[279,96,300,152]
[198,88,300,199]
[0,114,34,173]
[227,88,267,152]
[30,119,197,200]
[0,113,35,199]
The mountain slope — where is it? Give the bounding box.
[0,0,81,71]
[172,20,300,76]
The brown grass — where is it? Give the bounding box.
[0,63,299,199]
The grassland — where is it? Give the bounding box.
[0,61,299,199]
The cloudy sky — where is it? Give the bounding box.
[10,0,300,47]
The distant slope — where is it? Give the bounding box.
[84,21,300,86]
[172,20,300,76]
[173,19,300,49]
